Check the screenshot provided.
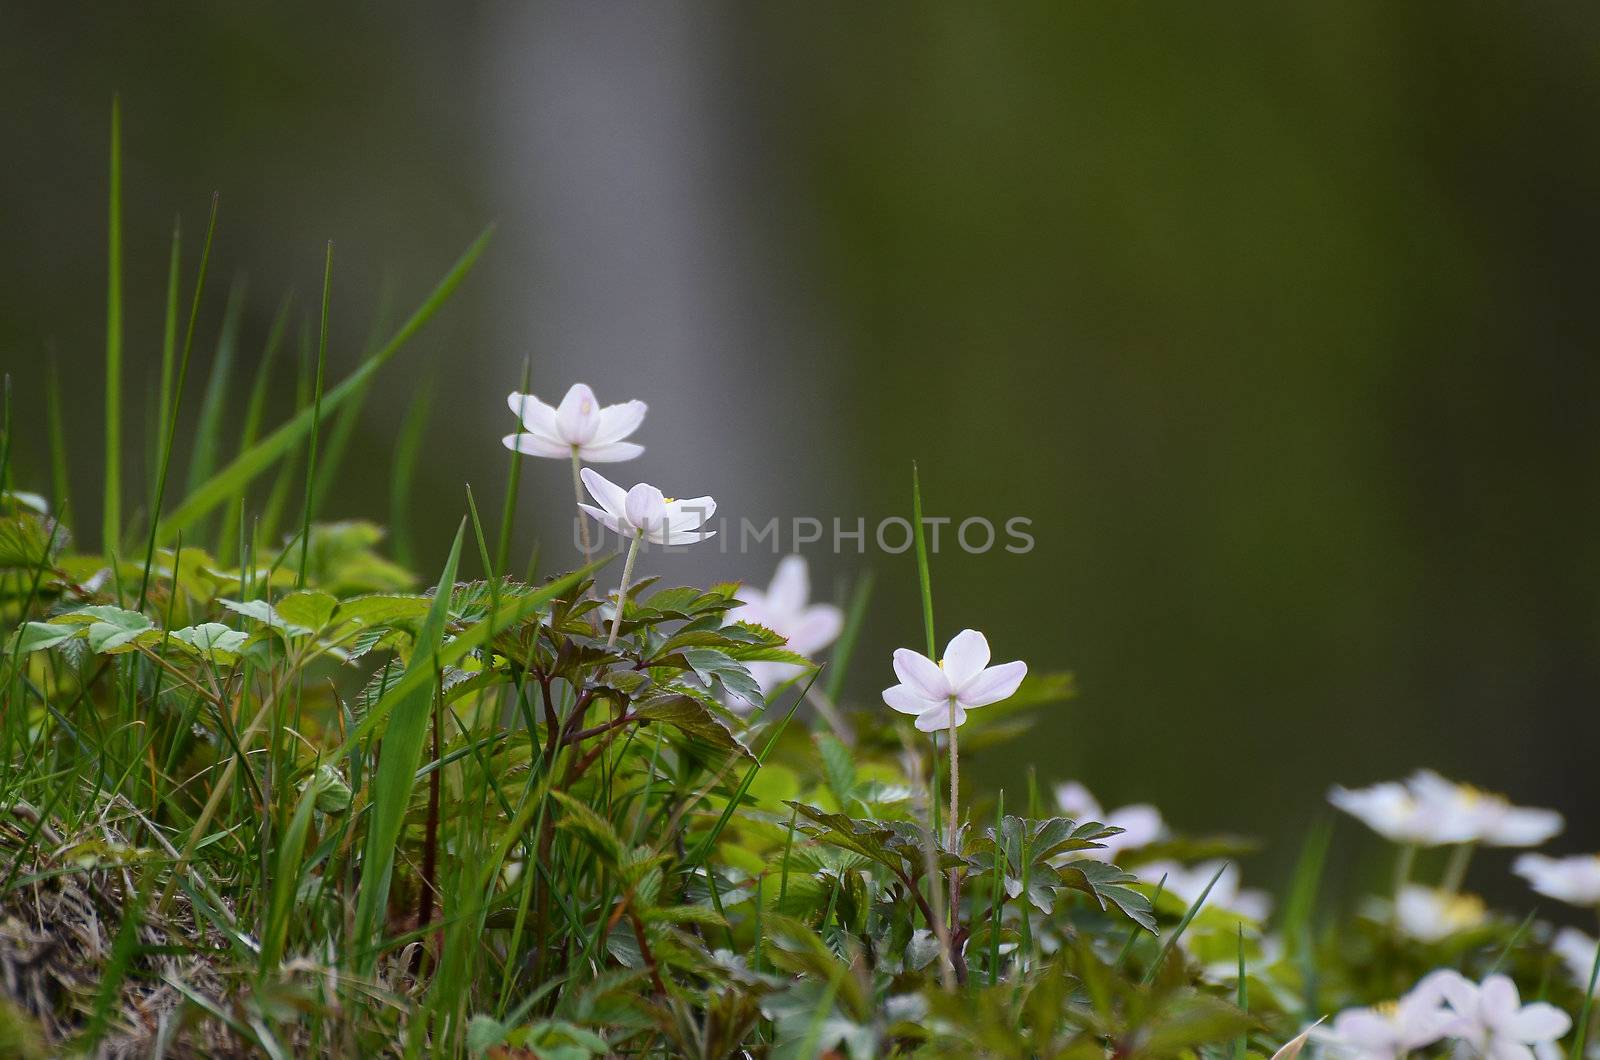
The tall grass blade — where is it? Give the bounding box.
[185,277,247,501]
[156,224,495,542]
[137,193,219,608]
[823,569,873,703]
[296,242,332,588]
[102,97,123,555]
[45,357,71,516]
[391,381,433,568]
[495,355,533,578]
[156,219,181,467]
[1141,862,1229,985]
[352,519,465,972]
[218,294,291,563]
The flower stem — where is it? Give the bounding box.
[947,699,960,935]
[1392,842,1416,900]
[1440,842,1475,895]
[570,448,593,567]
[607,535,641,648]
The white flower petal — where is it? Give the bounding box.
[578,440,645,463]
[664,496,717,531]
[1055,782,1104,821]
[556,383,602,445]
[940,629,991,689]
[580,468,628,518]
[1485,807,1564,848]
[1479,976,1521,1024]
[957,659,1028,708]
[914,703,966,732]
[659,525,715,546]
[883,683,939,716]
[503,432,570,459]
[623,483,666,533]
[1490,1042,1537,1060]
[893,648,950,702]
[577,504,625,538]
[508,391,561,438]
[1508,1004,1571,1043]
[591,399,647,445]
[767,554,809,616]
[789,604,843,657]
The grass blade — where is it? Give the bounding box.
[390,381,433,568]
[155,224,495,542]
[1142,862,1229,985]
[352,519,465,972]
[102,97,122,555]
[296,243,332,588]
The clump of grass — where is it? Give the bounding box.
[0,110,1594,1058]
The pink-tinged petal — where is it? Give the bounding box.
[580,468,628,518]
[893,648,950,702]
[914,703,966,732]
[507,391,561,437]
[577,440,644,462]
[556,383,602,445]
[883,683,939,716]
[957,659,1028,708]
[1509,1004,1571,1042]
[591,399,647,445]
[767,555,809,616]
[503,432,571,459]
[940,629,991,689]
[789,604,843,657]
[577,504,625,538]
[1490,1043,1537,1060]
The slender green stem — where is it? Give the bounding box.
[1392,842,1416,899]
[606,535,641,648]
[296,242,333,589]
[571,448,593,567]
[102,97,123,558]
[1440,842,1475,895]
[947,700,960,934]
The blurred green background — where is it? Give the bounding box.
[5,4,1599,891]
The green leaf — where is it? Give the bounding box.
[681,648,764,709]
[634,694,753,762]
[11,622,78,653]
[815,732,857,807]
[169,622,248,661]
[1057,859,1157,931]
[0,515,56,570]
[274,589,339,633]
[83,608,154,653]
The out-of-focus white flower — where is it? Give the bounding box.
[731,555,842,694]
[503,383,647,462]
[1140,860,1272,922]
[1315,970,1466,1060]
[578,469,715,547]
[1054,781,1166,863]
[1406,771,1563,849]
[1392,885,1486,942]
[1329,771,1562,848]
[1554,929,1600,995]
[1436,973,1571,1060]
[882,629,1027,733]
[1514,854,1600,908]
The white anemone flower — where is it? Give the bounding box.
[1436,973,1571,1060]
[1406,771,1563,849]
[1514,853,1600,908]
[1553,929,1600,995]
[578,469,715,547]
[1139,860,1272,922]
[731,555,843,695]
[882,629,1027,734]
[1315,970,1467,1060]
[503,383,647,462]
[1392,885,1486,942]
[1054,781,1167,862]
[1329,771,1562,849]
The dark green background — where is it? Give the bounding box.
[5,5,1598,893]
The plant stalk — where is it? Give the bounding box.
[607,535,641,648]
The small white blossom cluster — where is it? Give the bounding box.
[1318,970,1570,1060]
[1328,771,1562,849]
